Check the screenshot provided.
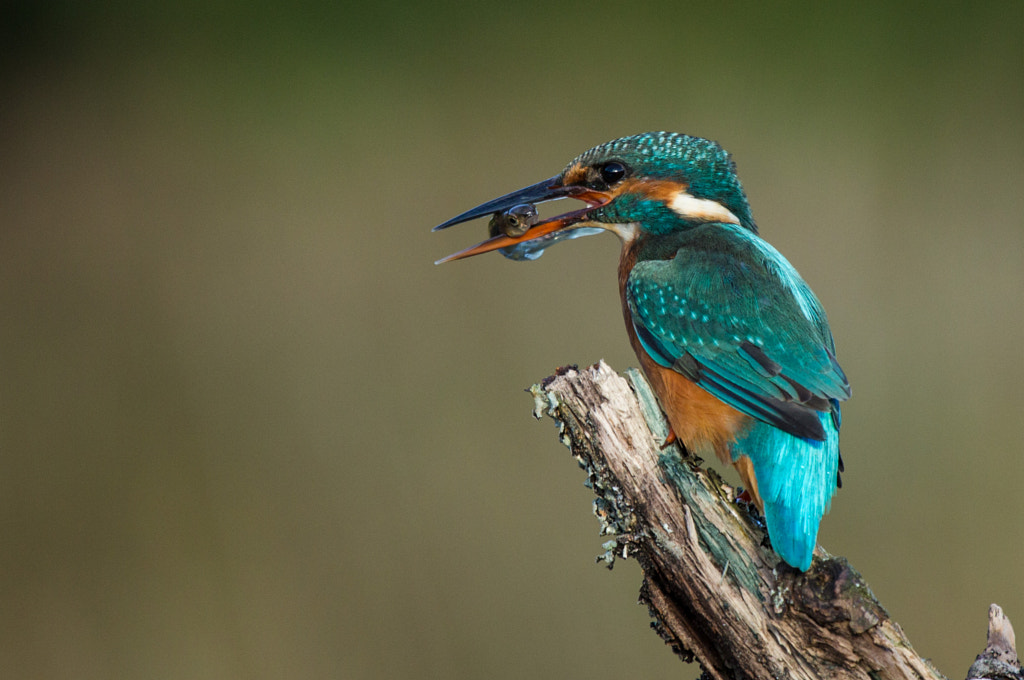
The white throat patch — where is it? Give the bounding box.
[606,222,640,242]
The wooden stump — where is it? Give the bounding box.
[529,361,1020,680]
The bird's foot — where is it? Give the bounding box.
[733,489,766,531]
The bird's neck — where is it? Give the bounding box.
[617,237,642,343]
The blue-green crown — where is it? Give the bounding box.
[567,132,757,233]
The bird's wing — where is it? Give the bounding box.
[626,225,850,441]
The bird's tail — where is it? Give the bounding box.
[733,409,840,571]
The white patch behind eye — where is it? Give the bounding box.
[669,191,740,224]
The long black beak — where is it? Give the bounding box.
[433,175,612,264]
[432,175,572,231]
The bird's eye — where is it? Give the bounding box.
[600,161,627,185]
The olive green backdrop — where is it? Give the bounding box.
[2,2,1022,678]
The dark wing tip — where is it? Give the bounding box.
[739,341,783,376]
[696,362,827,441]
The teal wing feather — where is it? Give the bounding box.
[626,223,850,441]
[627,223,850,570]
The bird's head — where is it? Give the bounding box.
[434,132,756,263]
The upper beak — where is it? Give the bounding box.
[433,175,611,264]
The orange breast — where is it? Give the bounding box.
[636,351,751,464]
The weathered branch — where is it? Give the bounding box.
[530,361,1020,680]
[968,605,1023,680]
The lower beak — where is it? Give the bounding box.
[433,175,610,264]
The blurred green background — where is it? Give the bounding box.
[2,1,1022,678]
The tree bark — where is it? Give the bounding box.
[529,361,1021,680]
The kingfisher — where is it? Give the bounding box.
[433,132,850,571]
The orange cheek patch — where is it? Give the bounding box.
[561,172,690,207]
[615,178,690,202]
